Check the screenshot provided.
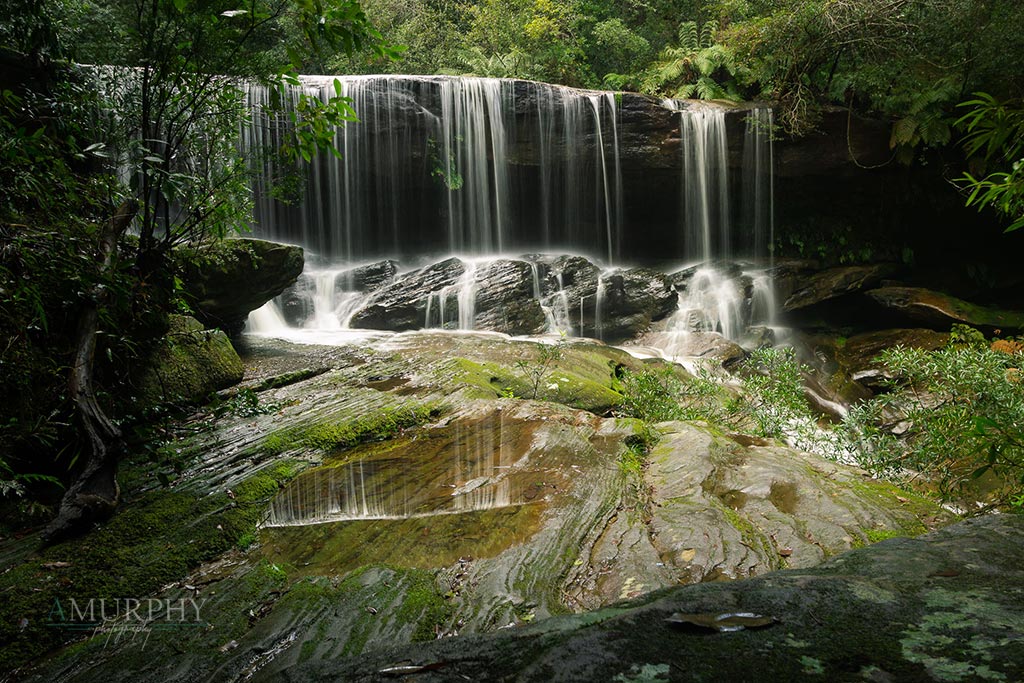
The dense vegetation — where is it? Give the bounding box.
[2,0,1023,536]
[0,0,394,537]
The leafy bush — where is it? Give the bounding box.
[734,347,812,438]
[616,364,725,424]
[845,343,1024,511]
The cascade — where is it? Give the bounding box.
[743,107,775,262]
[243,79,778,347]
[265,410,522,527]
[243,76,625,261]
[676,105,730,261]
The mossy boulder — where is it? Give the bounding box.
[134,315,243,406]
[176,238,304,334]
[866,286,1024,332]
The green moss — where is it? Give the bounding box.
[394,569,452,642]
[0,462,300,672]
[262,403,441,457]
[135,315,244,407]
[718,503,778,566]
[865,528,907,543]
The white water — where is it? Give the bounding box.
[243,76,625,261]
[243,86,777,352]
[678,107,730,261]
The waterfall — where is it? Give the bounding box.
[240,77,781,348]
[743,107,775,260]
[243,76,625,260]
[678,106,730,261]
[265,410,520,527]
[440,79,510,253]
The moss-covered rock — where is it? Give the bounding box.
[133,314,243,407]
[291,515,1024,682]
[175,238,304,334]
[866,286,1024,332]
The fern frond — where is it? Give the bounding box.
[695,76,726,101]
[677,21,699,51]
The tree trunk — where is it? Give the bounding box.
[44,201,137,542]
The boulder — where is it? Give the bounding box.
[550,256,677,342]
[348,257,547,334]
[134,315,243,407]
[472,260,548,335]
[333,260,399,293]
[782,263,899,311]
[866,286,1024,332]
[670,261,744,290]
[177,238,304,334]
[633,330,747,366]
[349,257,466,331]
[277,272,316,327]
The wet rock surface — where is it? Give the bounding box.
[334,259,399,293]
[547,256,677,342]
[304,515,1024,683]
[346,255,674,339]
[16,333,955,683]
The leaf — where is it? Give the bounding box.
[665,612,778,632]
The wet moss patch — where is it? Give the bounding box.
[0,462,300,673]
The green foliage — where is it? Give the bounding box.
[212,388,286,418]
[845,344,1024,511]
[616,363,726,424]
[515,339,566,400]
[956,93,1024,233]
[948,323,988,349]
[630,20,744,101]
[735,347,811,438]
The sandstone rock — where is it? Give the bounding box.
[783,263,899,311]
[320,515,1019,683]
[333,260,399,293]
[550,256,677,342]
[866,286,1024,331]
[134,315,243,406]
[349,257,547,334]
[349,256,466,331]
[177,238,304,334]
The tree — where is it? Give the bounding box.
[0,0,394,539]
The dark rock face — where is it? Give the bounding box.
[134,315,243,406]
[333,260,399,293]
[177,238,304,334]
[550,256,677,342]
[348,255,673,339]
[671,261,745,289]
[349,257,465,331]
[782,263,899,311]
[866,286,1024,332]
[278,273,316,328]
[472,260,548,335]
